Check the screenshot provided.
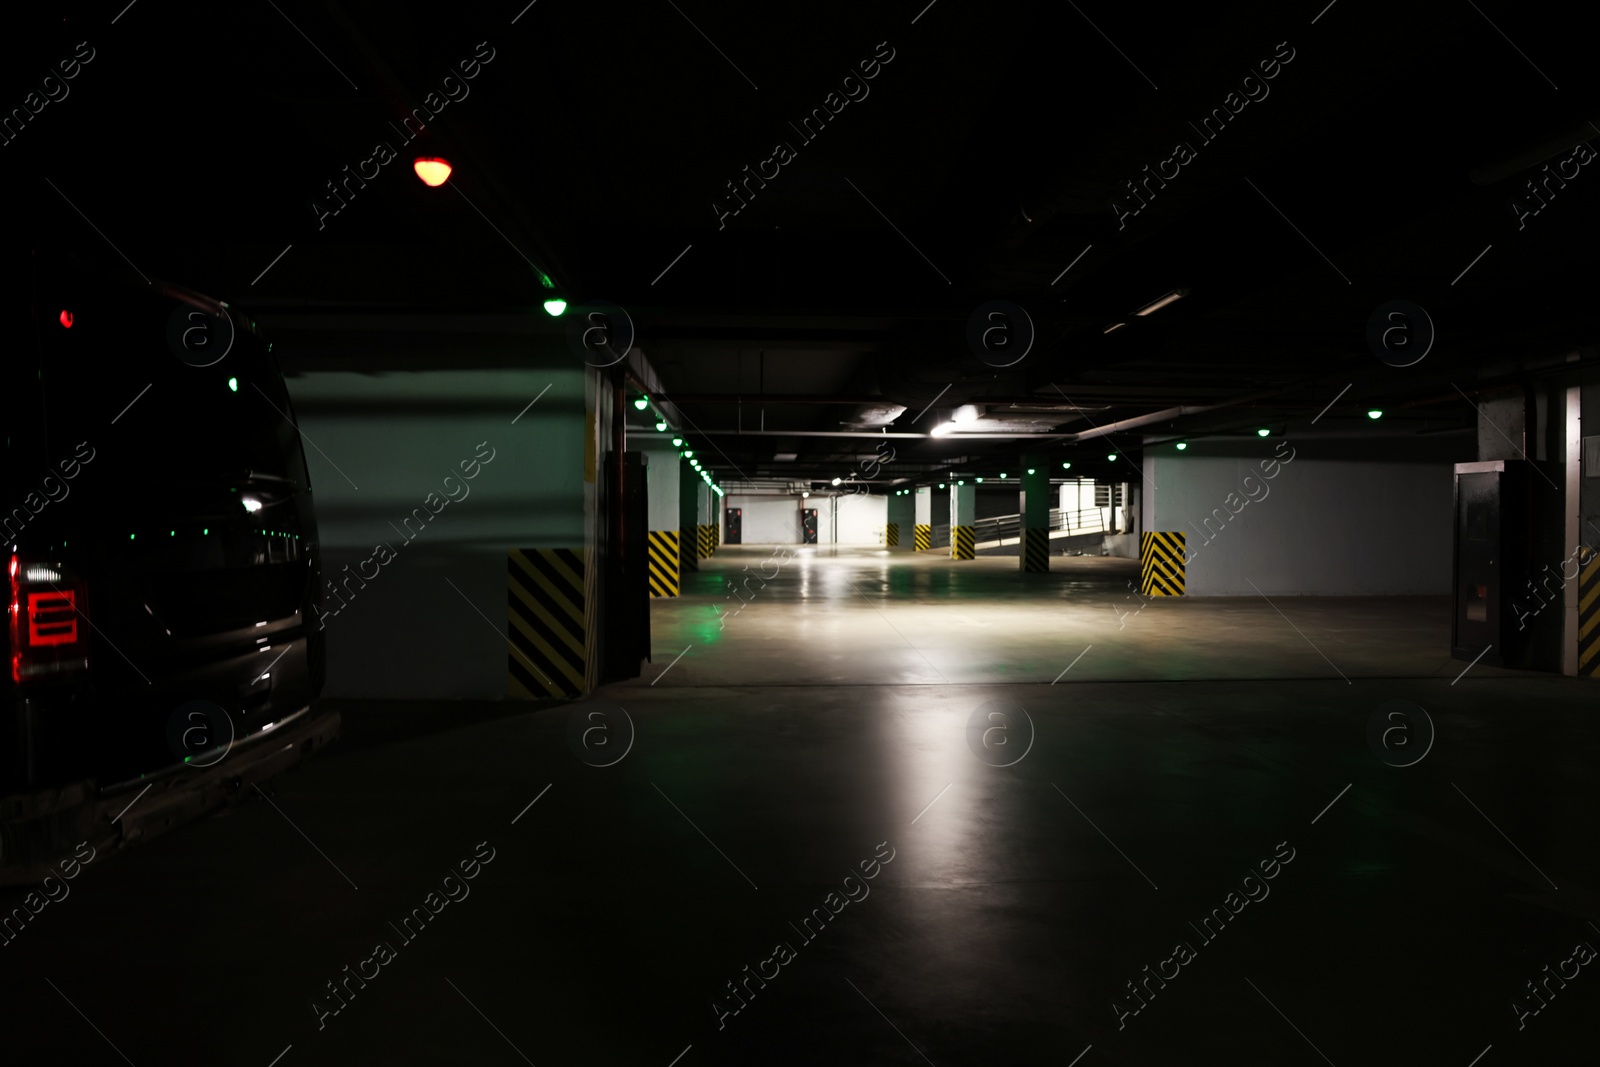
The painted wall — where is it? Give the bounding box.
[722,494,889,543]
[728,496,802,543]
[1144,433,1458,595]
[286,366,586,698]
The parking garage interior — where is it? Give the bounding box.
[5,2,1600,1065]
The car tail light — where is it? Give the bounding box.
[8,555,91,683]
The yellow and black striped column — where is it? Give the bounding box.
[698,524,715,559]
[1021,528,1049,572]
[952,526,975,560]
[885,523,899,547]
[1579,546,1600,676]
[713,519,720,552]
[913,524,931,551]
[508,548,588,699]
[647,531,680,597]
[1140,532,1186,596]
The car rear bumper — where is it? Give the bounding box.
[0,703,340,885]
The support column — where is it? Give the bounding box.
[678,455,699,584]
[886,492,915,550]
[913,486,931,551]
[951,482,976,560]
[641,445,681,597]
[1020,457,1049,572]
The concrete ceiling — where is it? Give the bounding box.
[9,0,1597,485]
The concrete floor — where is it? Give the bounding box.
[3,545,1596,1065]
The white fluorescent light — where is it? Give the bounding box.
[1133,289,1188,316]
[929,422,956,436]
[952,404,980,424]
[1103,322,1126,334]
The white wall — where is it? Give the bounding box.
[826,493,889,544]
[730,496,802,543]
[1145,440,1453,595]
[723,494,889,544]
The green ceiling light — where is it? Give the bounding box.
[958,479,965,486]
[999,472,1006,479]
[1367,409,1383,419]
[684,450,694,458]
[1106,453,1117,461]
[1061,462,1071,470]
[1027,468,1036,475]
[655,420,668,432]
[543,298,568,317]
[938,482,946,489]
[672,437,683,446]
[633,395,650,411]
[227,377,238,392]
[1257,428,1270,437]
[1175,441,1188,450]
[975,477,984,483]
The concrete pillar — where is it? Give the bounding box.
[950,482,976,560]
[637,443,681,597]
[1020,457,1049,572]
[886,492,915,550]
[678,455,699,582]
[913,486,931,551]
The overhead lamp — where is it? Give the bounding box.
[543,298,568,317]
[803,491,810,498]
[999,472,1006,479]
[976,477,984,483]
[1027,468,1036,475]
[1106,453,1116,462]
[1133,288,1188,316]
[672,437,683,446]
[1175,442,1188,450]
[1256,428,1270,437]
[938,483,946,489]
[634,395,650,410]
[1367,409,1383,419]
[228,377,238,392]
[413,157,452,186]
[655,420,668,432]
[952,404,980,424]
[684,450,694,458]
[958,480,965,486]
[1103,322,1127,334]
[929,422,955,437]
[831,477,842,486]
[1061,462,1071,469]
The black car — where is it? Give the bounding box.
[1,255,339,883]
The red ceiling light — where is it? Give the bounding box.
[58,310,73,328]
[413,158,452,187]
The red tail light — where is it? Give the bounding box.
[8,555,91,683]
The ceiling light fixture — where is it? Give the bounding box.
[1367,409,1383,419]
[634,395,650,410]
[543,298,568,317]
[951,404,980,424]
[1176,442,1187,450]
[831,477,842,486]
[1061,461,1071,470]
[1257,428,1270,437]
[412,157,452,186]
[1103,322,1127,334]
[672,437,683,446]
[1134,288,1189,316]
[929,422,955,437]
[655,420,668,432]
[1106,453,1116,462]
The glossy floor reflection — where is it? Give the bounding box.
[2,546,1594,1065]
